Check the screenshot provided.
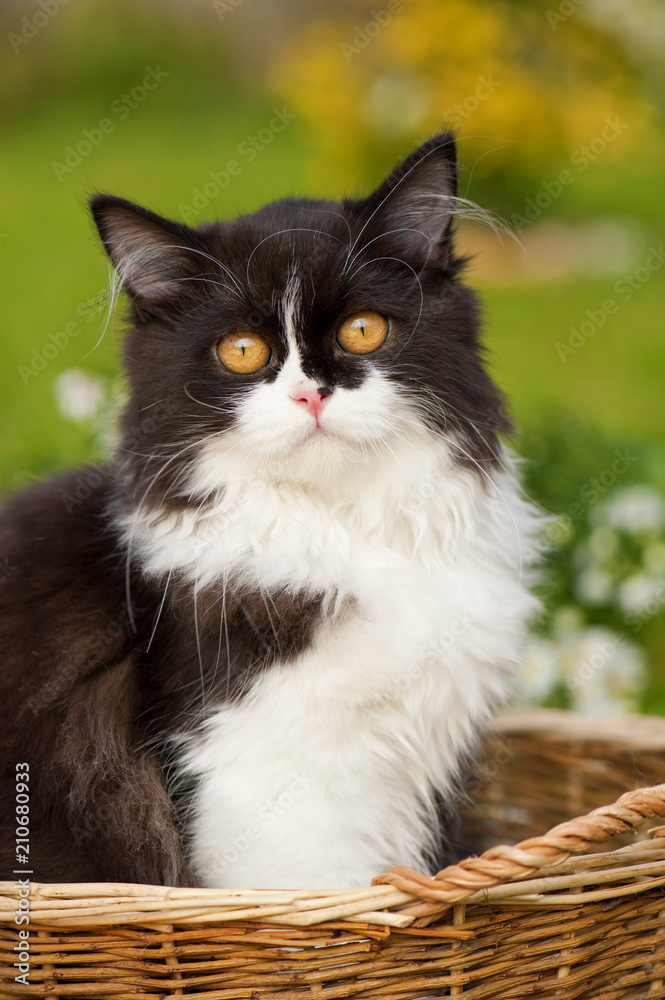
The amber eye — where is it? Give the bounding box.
[217,333,271,374]
[337,312,388,355]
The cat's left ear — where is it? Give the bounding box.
[351,132,458,269]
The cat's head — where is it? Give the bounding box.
[92,133,509,509]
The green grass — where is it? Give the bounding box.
[483,277,665,450]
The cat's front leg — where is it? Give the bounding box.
[48,655,197,886]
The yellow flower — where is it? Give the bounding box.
[269,0,657,195]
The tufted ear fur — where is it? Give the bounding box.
[350,132,458,269]
[91,195,207,315]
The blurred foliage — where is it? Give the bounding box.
[0,0,238,125]
[271,0,662,207]
[519,414,665,713]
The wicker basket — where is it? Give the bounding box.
[2,708,665,999]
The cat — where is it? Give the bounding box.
[0,132,540,889]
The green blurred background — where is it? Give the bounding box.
[1,0,664,712]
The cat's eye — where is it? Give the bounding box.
[217,333,272,374]
[337,312,388,355]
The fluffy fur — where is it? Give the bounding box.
[0,133,540,887]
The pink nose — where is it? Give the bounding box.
[291,385,333,420]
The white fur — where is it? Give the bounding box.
[119,276,541,889]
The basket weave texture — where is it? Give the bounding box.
[2,708,665,999]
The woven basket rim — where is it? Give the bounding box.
[496,707,665,749]
[3,709,665,931]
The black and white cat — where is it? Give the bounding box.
[0,133,539,889]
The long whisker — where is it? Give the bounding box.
[159,243,245,295]
[347,256,424,355]
[183,384,237,417]
[121,430,225,621]
[440,433,526,587]
[245,228,345,292]
[171,275,244,300]
[342,139,458,269]
[300,206,353,245]
[406,387,506,466]
[146,551,180,652]
[344,226,436,276]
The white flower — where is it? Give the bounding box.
[53,369,105,422]
[618,573,665,614]
[604,486,665,535]
[544,515,572,547]
[588,526,619,560]
[553,605,585,635]
[563,626,644,715]
[515,638,561,704]
[575,567,614,605]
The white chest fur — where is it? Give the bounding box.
[125,434,539,888]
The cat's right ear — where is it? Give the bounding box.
[91,195,204,316]
[349,132,459,270]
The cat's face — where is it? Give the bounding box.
[92,133,509,507]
